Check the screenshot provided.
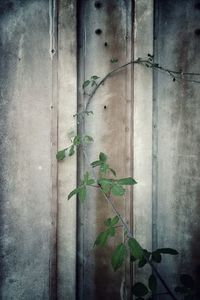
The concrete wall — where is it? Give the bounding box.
[0,0,200,299]
[0,0,56,299]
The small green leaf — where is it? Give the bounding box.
[128,238,143,260]
[148,274,157,291]
[68,187,80,200]
[117,177,137,185]
[110,58,118,63]
[111,215,119,226]
[111,243,127,271]
[83,135,94,144]
[82,80,90,89]
[156,248,179,255]
[180,274,194,289]
[109,168,116,176]
[152,251,162,263]
[91,160,101,167]
[78,186,86,201]
[132,282,149,297]
[68,145,75,156]
[87,179,95,185]
[111,184,125,196]
[91,75,100,80]
[138,250,151,268]
[56,149,66,161]
[73,135,81,145]
[99,152,107,162]
[94,231,109,247]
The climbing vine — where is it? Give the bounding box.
[57,56,200,300]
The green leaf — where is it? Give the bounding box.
[99,152,107,162]
[56,149,66,161]
[128,238,143,260]
[109,168,116,176]
[82,80,90,89]
[91,75,100,80]
[73,135,81,145]
[107,226,115,236]
[91,160,101,167]
[111,215,119,226]
[111,184,125,196]
[78,186,86,201]
[148,274,157,291]
[83,172,95,185]
[110,58,118,63]
[151,251,162,263]
[157,248,179,255]
[83,135,94,144]
[87,179,95,185]
[180,274,194,289]
[94,231,109,247]
[111,243,127,271]
[117,177,137,185]
[68,145,75,156]
[138,250,151,268]
[68,187,80,200]
[98,178,113,193]
[132,282,149,297]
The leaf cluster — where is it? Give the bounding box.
[82,75,100,89]
[56,134,93,161]
[68,172,95,202]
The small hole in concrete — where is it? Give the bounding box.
[51,49,55,54]
[95,29,102,35]
[95,1,103,9]
[195,28,200,35]
[194,3,200,9]
[104,42,108,47]
[104,105,107,109]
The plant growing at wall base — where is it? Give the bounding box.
[57,56,200,300]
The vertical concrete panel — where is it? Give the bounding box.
[57,0,77,299]
[77,1,133,299]
[133,0,153,282]
[0,1,56,299]
[154,0,200,295]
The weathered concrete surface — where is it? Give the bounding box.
[154,0,200,296]
[56,0,77,299]
[77,0,133,299]
[0,1,56,299]
[133,0,153,284]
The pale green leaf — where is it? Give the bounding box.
[111,184,125,196]
[82,80,90,89]
[117,177,137,185]
[68,187,80,200]
[128,238,143,260]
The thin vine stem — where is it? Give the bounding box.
[81,57,200,113]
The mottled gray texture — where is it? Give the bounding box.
[154,0,200,295]
[0,1,55,299]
